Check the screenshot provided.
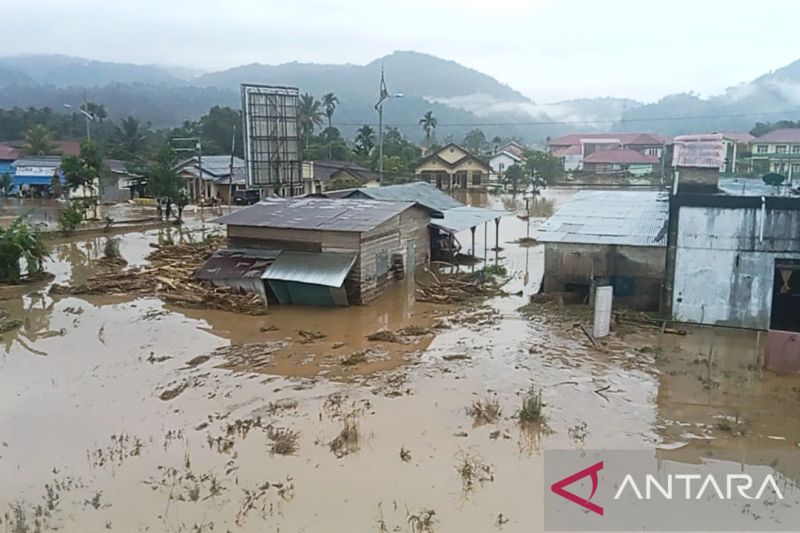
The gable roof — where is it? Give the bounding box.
[583,149,659,164]
[496,141,525,159]
[538,190,669,247]
[212,197,420,232]
[753,128,800,143]
[552,145,582,157]
[0,143,22,161]
[307,160,380,183]
[490,150,522,163]
[12,155,63,168]
[721,132,754,144]
[416,143,491,172]
[329,181,462,212]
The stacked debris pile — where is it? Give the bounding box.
[415,264,504,304]
[50,238,266,314]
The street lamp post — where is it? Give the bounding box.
[63,104,94,142]
[374,67,403,185]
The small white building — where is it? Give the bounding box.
[488,141,525,183]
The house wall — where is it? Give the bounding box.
[225,206,430,305]
[543,242,665,310]
[355,207,430,304]
[489,153,518,176]
[671,205,800,329]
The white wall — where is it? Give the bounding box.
[672,205,800,329]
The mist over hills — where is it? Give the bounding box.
[1,51,799,141]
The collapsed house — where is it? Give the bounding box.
[538,190,669,310]
[325,181,506,260]
[203,197,431,306]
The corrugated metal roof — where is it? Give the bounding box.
[538,190,669,247]
[194,248,280,281]
[333,181,462,212]
[12,156,62,168]
[718,177,799,197]
[430,206,508,233]
[263,251,357,287]
[212,197,417,233]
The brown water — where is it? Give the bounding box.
[1,190,799,532]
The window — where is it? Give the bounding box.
[792,145,800,153]
[499,163,505,171]
[776,145,788,153]
[757,145,768,154]
[472,172,482,185]
[793,164,800,173]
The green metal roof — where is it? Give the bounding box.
[262,251,357,288]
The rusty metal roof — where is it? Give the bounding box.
[263,251,357,287]
[538,190,669,247]
[212,197,418,232]
[193,248,280,281]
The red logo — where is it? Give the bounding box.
[550,461,604,516]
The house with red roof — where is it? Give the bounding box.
[547,132,667,172]
[582,149,660,176]
[750,128,800,180]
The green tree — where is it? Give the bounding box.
[174,188,189,223]
[61,140,104,219]
[419,111,437,146]
[524,149,564,184]
[146,144,184,221]
[503,163,525,192]
[322,92,339,129]
[23,124,58,155]
[112,116,148,159]
[355,125,375,156]
[199,106,241,157]
[462,128,489,155]
[1,173,12,198]
[83,102,107,123]
[0,214,49,283]
[298,93,324,148]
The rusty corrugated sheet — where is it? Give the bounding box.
[764,330,800,373]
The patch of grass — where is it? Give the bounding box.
[330,413,360,458]
[568,421,589,445]
[466,396,502,424]
[397,325,432,336]
[518,385,546,424]
[483,264,507,277]
[455,450,495,493]
[267,427,300,455]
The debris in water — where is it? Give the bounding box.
[159,381,191,401]
[0,308,23,333]
[297,329,326,343]
[185,355,211,367]
[466,396,502,424]
[330,412,360,458]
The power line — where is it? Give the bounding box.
[332,108,800,129]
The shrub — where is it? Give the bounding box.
[59,204,84,233]
[518,385,546,424]
[0,215,49,283]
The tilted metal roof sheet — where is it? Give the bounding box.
[211,197,418,233]
[194,248,280,281]
[262,251,357,287]
[430,205,508,233]
[538,190,669,247]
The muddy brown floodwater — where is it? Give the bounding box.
[1,190,799,532]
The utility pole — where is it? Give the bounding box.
[374,66,403,185]
[229,120,237,209]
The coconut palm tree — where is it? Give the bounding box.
[115,116,147,157]
[23,124,58,156]
[355,125,375,156]
[322,92,339,129]
[298,93,324,148]
[419,111,438,146]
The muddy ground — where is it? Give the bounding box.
[1,191,799,532]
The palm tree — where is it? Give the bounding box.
[115,116,146,157]
[419,111,438,146]
[298,93,324,148]
[355,125,375,156]
[322,92,339,129]
[23,124,58,156]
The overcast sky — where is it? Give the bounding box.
[6,0,800,103]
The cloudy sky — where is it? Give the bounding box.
[6,0,800,103]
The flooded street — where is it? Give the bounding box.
[1,190,799,532]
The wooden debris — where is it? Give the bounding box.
[49,237,266,315]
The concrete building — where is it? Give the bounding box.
[665,178,800,331]
[176,155,246,204]
[9,156,64,196]
[414,143,490,191]
[488,142,525,183]
[581,149,659,176]
[211,198,431,305]
[538,190,669,310]
[301,160,380,194]
[720,132,754,174]
[749,128,800,182]
[548,133,667,172]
